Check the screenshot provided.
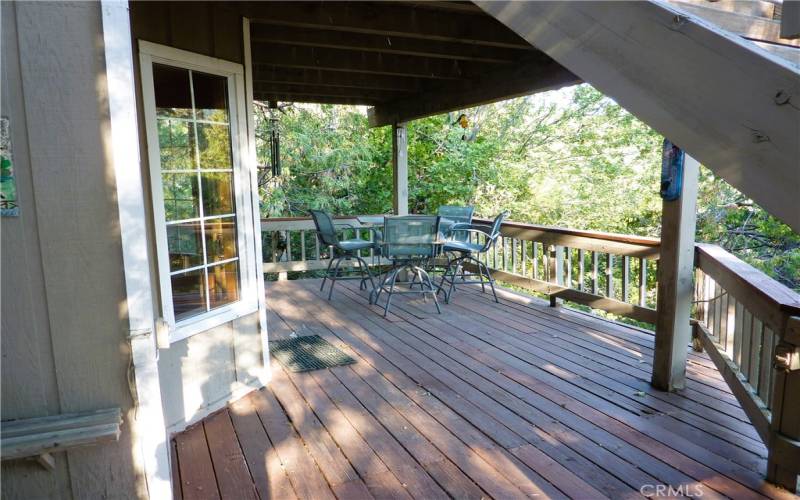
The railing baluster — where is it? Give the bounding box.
[523,240,529,277]
[714,283,723,343]
[622,256,630,302]
[740,309,753,377]
[720,288,729,350]
[605,253,614,298]
[758,326,773,401]
[300,230,306,262]
[725,294,735,357]
[315,234,321,260]
[591,251,599,295]
[271,232,277,263]
[285,230,292,262]
[532,242,539,279]
[502,237,508,272]
[749,318,763,386]
[639,257,647,307]
[512,238,517,275]
[578,249,585,292]
[733,300,744,366]
[565,248,572,287]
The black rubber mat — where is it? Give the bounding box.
[269,335,356,372]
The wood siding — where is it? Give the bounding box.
[1,2,143,498]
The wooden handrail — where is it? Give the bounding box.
[474,217,660,259]
[696,243,800,318]
[474,217,661,247]
[693,243,799,489]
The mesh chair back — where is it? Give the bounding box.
[309,210,339,246]
[437,205,474,224]
[481,211,509,251]
[383,216,440,258]
[438,205,474,242]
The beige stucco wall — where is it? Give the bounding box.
[1,2,146,498]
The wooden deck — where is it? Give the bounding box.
[170,278,796,499]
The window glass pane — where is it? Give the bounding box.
[201,172,234,216]
[196,123,232,169]
[158,119,196,170]
[205,217,238,263]
[153,65,192,118]
[167,222,203,271]
[171,269,207,321]
[162,173,199,221]
[208,261,239,310]
[192,71,229,122]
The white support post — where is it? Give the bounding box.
[392,122,408,215]
[652,154,700,391]
[242,18,271,385]
[100,1,171,497]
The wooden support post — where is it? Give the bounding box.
[652,154,700,391]
[767,316,800,492]
[392,122,408,215]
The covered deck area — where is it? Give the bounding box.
[171,278,789,499]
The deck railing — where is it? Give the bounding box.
[692,243,800,486]
[261,214,800,488]
[471,217,660,324]
[261,215,389,275]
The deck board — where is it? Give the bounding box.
[171,278,792,499]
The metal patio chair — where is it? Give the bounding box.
[437,205,474,242]
[438,211,509,303]
[309,210,378,300]
[371,215,442,317]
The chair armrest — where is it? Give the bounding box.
[450,222,491,231]
[448,226,492,238]
[333,223,356,230]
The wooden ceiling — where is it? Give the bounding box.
[244,1,580,126]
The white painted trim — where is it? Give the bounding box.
[100,2,171,498]
[138,41,259,344]
[243,17,271,384]
[139,40,242,74]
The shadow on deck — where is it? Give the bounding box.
[170,278,792,499]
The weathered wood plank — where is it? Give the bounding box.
[203,411,257,500]
[228,397,297,500]
[174,424,220,500]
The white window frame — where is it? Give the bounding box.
[139,41,259,343]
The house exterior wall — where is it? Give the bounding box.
[129,1,264,433]
[1,2,145,497]
[2,1,265,497]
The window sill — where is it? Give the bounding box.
[167,299,258,344]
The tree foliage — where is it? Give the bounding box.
[255,85,799,291]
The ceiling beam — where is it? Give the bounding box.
[253,82,408,102]
[250,24,524,64]
[476,1,800,232]
[368,61,580,127]
[253,93,380,106]
[252,65,425,92]
[387,1,486,15]
[245,1,532,49]
[251,42,486,80]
